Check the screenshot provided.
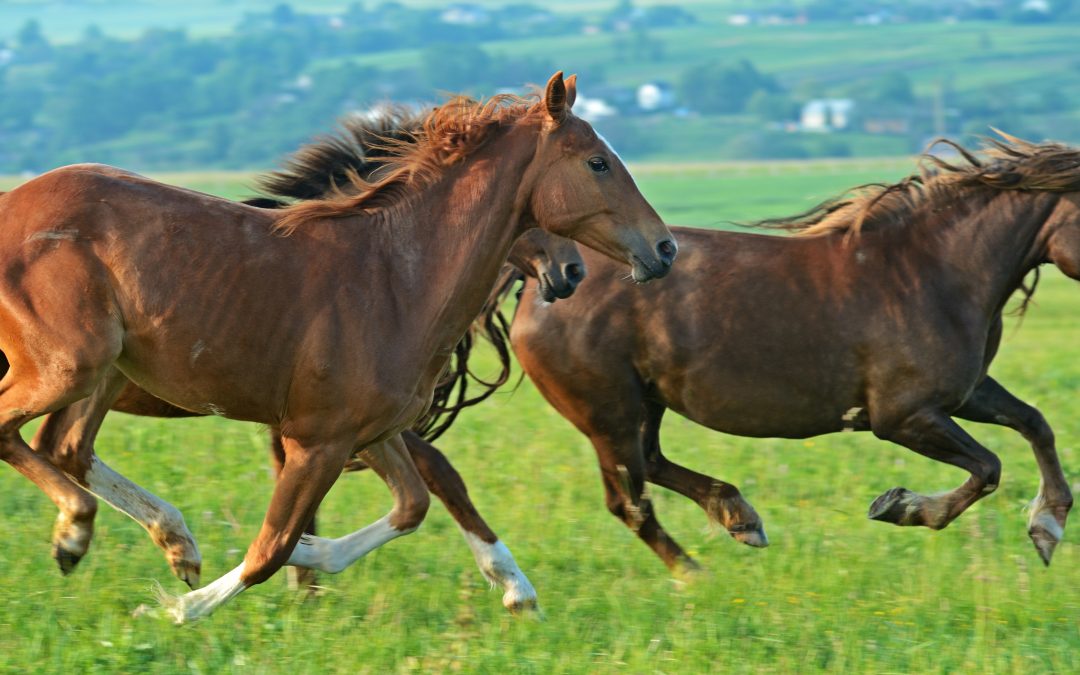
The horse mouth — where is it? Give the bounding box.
[631,254,671,283]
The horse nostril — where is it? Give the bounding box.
[656,239,677,266]
[564,263,585,284]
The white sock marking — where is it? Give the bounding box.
[286,515,412,574]
[460,529,537,610]
[157,563,248,624]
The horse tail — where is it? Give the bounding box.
[411,266,522,442]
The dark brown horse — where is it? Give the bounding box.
[508,134,1074,570]
[0,72,675,622]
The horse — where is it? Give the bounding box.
[503,134,1075,570]
[0,72,676,623]
[26,109,587,611]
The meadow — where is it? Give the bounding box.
[0,159,1077,673]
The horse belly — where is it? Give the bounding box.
[660,361,860,439]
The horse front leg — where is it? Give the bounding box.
[954,377,1072,565]
[400,430,538,614]
[868,408,1002,530]
[153,434,351,623]
[32,369,201,587]
[640,403,766,548]
[267,429,319,591]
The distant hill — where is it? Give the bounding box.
[2,1,1079,172]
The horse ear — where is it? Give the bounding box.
[565,74,578,110]
[544,71,568,126]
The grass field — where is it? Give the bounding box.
[0,159,1077,672]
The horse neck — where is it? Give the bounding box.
[376,126,536,360]
[910,188,1059,317]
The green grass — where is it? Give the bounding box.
[0,160,1078,672]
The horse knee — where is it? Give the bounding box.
[980,455,1002,491]
[390,489,429,532]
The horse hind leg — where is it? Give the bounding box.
[868,408,1002,530]
[954,377,1072,565]
[641,402,767,548]
[32,369,202,586]
[401,430,538,614]
[0,333,120,573]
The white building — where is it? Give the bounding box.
[800,99,855,131]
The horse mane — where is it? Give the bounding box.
[755,131,1080,240]
[273,93,545,235]
[753,130,1067,315]
[256,107,428,202]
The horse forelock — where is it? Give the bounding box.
[751,132,1080,240]
[273,93,546,235]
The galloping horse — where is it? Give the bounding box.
[21,109,586,611]
[0,73,676,622]
[508,135,1074,569]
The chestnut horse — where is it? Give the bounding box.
[0,72,675,622]
[23,109,586,611]
[507,135,1075,570]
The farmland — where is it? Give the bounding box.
[0,159,1077,672]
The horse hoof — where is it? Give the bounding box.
[170,559,201,590]
[503,591,541,617]
[730,524,769,548]
[52,545,82,576]
[868,487,917,524]
[1028,511,1065,567]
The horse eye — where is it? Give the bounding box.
[588,157,609,173]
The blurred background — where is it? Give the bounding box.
[2,0,1080,173]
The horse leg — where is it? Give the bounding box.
[641,402,767,548]
[0,319,121,574]
[868,409,1002,529]
[267,429,319,591]
[589,428,700,573]
[279,434,429,576]
[522,361,696,571]
[400,430,538,613]
[155,435,353,623]
[953,377,1072,565]
[31,369,201,587]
